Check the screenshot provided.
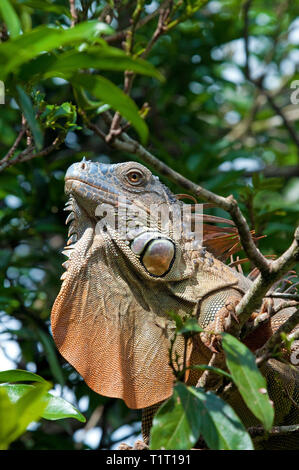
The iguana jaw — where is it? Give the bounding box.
[63,161,124,263]
[65,164,121,216]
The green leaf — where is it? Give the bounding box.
[41,394,86,422]
[0,0,21,38]
[40,102,78,131]
[166,311,185,330]
[150,383,253,450]
[222,333,274,431]
[150,384,197,450]
[0,383,50,449]
[16,85,43,150]
[189,364,232,380]
[177,317,204,335]
[186,386,253,450]
[69,73,148,144]
[20,47,164,82]
[18,0,71,17]
[1,384,86,423]
[14,383,50,433]
[0,21,112,79]
[0,369,48,384]
[0,387,17,450]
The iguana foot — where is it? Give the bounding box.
[118,440,148,450]
[200,297,240,352]
[250,298,273,327]
[118,443,133,450]
[132,440,149,450]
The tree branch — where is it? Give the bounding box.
[0,136,63,173]
[104,2,168,45]
[106,1,172,143]
[1,125,27,166]
[248,424,299,439]
[234,227,299,328]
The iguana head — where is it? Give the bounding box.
[63,159,202,282]
[51,159,238,408]
[64,158,178,212]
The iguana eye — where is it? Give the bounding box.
[126,169,144,186]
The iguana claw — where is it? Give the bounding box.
[200,297,240,353]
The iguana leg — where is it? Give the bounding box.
[198,288,243,352]
[141,402,162,444]
[118,403,161,449]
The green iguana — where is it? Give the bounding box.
[51,159,299,449]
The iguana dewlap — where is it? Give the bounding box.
[51,160,299,441]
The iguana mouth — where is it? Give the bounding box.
[65,177,121,207]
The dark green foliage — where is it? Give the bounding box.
[150,382,254,450]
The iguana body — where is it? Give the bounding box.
[51,160,299,449]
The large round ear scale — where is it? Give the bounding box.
[130,231,176,276]
[130,231,160,255]
[141,238,175,276]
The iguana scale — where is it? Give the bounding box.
[51,159,299,449]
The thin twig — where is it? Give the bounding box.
[106,2,172,143]
[196,353,224,390]
[106,1,145,142]
[105,1,170,45]
[75,405,104,450]
[266,293,299,302]
[80,110,106,140]
[141,5,170,58]
[0,137,63,173]
[243,0,252,80]
[69,0,78,27]
[256,85,299,151]
[1,125,27,165]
